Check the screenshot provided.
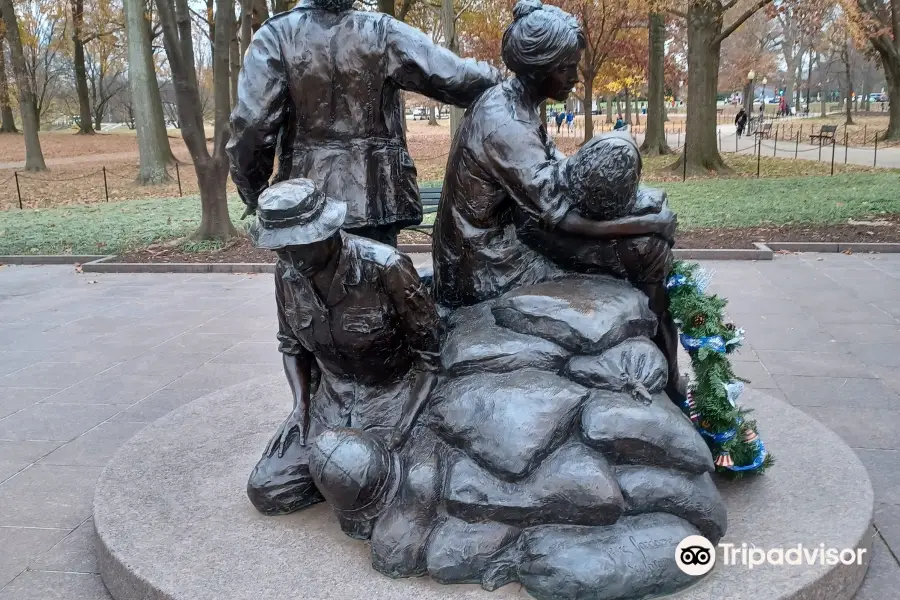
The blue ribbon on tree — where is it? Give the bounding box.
[666,269,713,294]
[700,427,737,444]
[727,439,767,472]
[666,274,688,290]
[680,334,727,353]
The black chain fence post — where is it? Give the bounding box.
[817,127,823,161]
[874,133,878,167]
[794,132,799,159]
[102,167,109,202]
[682,143,687,182]
[175,163,183,197]
[756,133,762,178]
[14,171,22,209]
[844,130,849,164]
[830,138,836,176]
[773,129,778,157]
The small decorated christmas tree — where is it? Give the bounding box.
[667,261,773,477]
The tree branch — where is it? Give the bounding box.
[722,0,740,11]
[714,0,774,45]
[667,8,687,20]
[397,0,414,21]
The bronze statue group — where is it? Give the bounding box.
[225,1,741,598]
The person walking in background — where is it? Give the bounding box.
[556,109,566,134]
[566,109,574,132]
[735,108,748,137]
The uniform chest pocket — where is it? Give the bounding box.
[285,306,313,330]
[342,307,386,334]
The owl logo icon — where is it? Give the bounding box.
[675,535,716,576]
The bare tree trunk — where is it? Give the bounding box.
[882,54,900,139]
[583,74,594,143]
[794,46,804,113]
[640,12,670,156]
[71,0,94,134]
[843,39,854,125]
[427,104,437,125]
[668,0,728,174]
[251,0,268,31]
[806,50,815,110]
[442,0,462,140]
[605,94,613,123]
[624,87,632,124]
[378,0,394,16]
[742,78,753,114]
[94,72,104,130]
[157,0,236,239]
[123,0,171,182]
[863,63,871,112]
[230,12,239,108]
[0,23,18,133]
[0,0,45,169]
[240,0,252,57]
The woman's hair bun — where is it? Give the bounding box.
[512,0,542,20]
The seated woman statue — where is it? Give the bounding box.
[431,0,683,399]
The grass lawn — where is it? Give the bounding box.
[1,172,899,255]
[0,196,248,255]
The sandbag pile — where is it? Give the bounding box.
[352,276,725,600]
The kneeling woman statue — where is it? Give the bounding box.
[432,0,683,400]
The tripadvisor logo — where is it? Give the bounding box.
[675,535,716,576]
[675,535,868,575]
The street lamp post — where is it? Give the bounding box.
[745,70,755,114]
[761,77,768,115]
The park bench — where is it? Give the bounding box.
[753,122,772,139]
[810,125,838,145]
[404,186,441,236]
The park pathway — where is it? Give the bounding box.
[1,255,899,598]
[0,152,141,171]
[630,127,900,171]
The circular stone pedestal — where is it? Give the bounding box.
[94,375,874,600]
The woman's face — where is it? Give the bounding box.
[537,49,582,102]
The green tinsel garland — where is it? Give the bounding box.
[668,261,774,477]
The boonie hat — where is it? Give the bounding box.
[249,179,347,250]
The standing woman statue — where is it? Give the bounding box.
[431,0,684,400]
[227,0,501,247]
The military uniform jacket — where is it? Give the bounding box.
[228,2,500,230]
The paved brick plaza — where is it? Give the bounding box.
[1,254,899,599]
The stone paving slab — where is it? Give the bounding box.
[1,256,899,598]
